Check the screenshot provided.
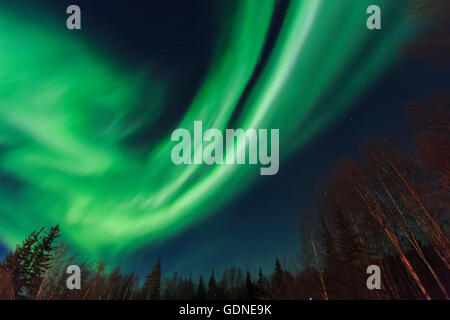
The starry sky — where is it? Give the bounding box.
[0,0,447,278]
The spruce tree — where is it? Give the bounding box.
[244,270,255,299]
[256,268,266,299]
[143,258,161,300]
[273,258,284,285]
[207,269,218,299]
[269,258,285,298]
[196,274,206,299]
[0,226,60,298]
[29,226,60,297]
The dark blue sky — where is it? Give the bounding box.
[1,0,449,279]
[125,56,449,279]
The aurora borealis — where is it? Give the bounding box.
[0,0,419,267]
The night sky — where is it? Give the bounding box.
[0,0,448,278]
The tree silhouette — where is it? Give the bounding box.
[0,226,60,298]
[196,274,206,300]
[142,258,161,300]
[207,270,218,300]
[244,270,255,300]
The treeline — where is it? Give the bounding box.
[294,96,450,300]
[0,92,448,300]
[1,0,449,301]
[0,225,277,300]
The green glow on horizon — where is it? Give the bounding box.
[0,0,417,260]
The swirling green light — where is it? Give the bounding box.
[0,0,416,260]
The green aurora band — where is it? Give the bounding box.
[0,1,417,260]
